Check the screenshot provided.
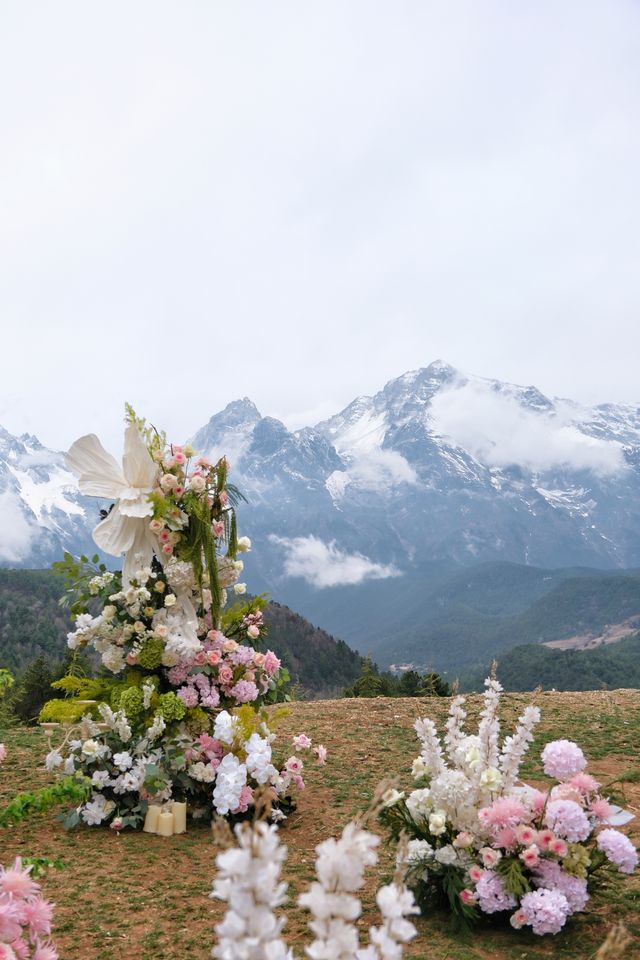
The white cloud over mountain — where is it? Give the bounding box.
[430,381,626,475]
[269,534,399,587]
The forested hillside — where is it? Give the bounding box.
[0,570,362,696]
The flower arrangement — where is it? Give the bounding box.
[381,676,638,935]
[0,858,58,960]
[41,409,325,829]
[211,800,418,960]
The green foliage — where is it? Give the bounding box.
[39,698,95,724]
[13,656,58,723]
[344,658,450,699]
[51,551,115,617]
[497,856,532,897]
[0,776,91,827]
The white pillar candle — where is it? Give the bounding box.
[157,810,174,837]
[172,802,187,834]
[143,805,162,833]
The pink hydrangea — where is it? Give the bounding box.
[597,829,638,874]
[541,740,586,781]
[176,685,199,708]
[475,870,517,914]
[229,680,258,703]
[520,888,570,935]
[533,860,589,914]
[544,800,591,843]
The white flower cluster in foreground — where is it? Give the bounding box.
[211,818,418,960]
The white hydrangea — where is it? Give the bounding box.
[406,788,432,822]
[189,761,217,783]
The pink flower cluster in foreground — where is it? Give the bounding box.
[0,859,58,959]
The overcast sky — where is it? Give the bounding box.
[1,1,639,455]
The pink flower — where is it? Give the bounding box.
[453,832,474,849]
[519,888,570,935]
[569,772,600,795]
[212,520,225,537]
[253,652,266,667]
[479,797,527,832]
[194,650,207,666]
[173,451,186,464]
[480,848,501,869]
[177,686,199,708]
[590,797,614,821]
[263,651,281,676]
[493,827,517,850]
[10,937,30,959]
[126,653,137,665]
[218,491,229,506]
[0,900,22,941]
[516,825,538,846]
[510,908,527,929]
[314,745,328,765]
[110,818,124,834]
[161,543,173,556]
[520,844,540,868]
[32,943,59,960]
[537,829,555,851]
[284,756,304,774]
[0,859,38,899]
[468,865,484,883]
[544,800,591,842]
[293,734,312,750]
[149,518,164,533]
[218,666,233,685]
[541,740,587,781]
[0,743,6,763]
[475,871,517,914]
[549,838,569,858]
[597,829,638,874]
[232,785,254,815]
[530,790,548,816]
[247,625,260,640]
[459,889,477,905]
[229,680,259,704]
[0,945,19,960]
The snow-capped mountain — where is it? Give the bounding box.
[2,361,640,604]
[0,427,103,566]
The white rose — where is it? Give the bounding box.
[189,476,206,493]
[102,605,117,620]
[428,810,447,836]
[233,583,247,595]
[237,536,252,552]
[81,739,100,759]
[480,767,503,791]
[411,756,429,779]
[164,594,177,607]
[233,560,244,573]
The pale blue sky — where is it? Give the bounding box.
[1,1,639,453]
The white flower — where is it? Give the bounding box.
[406,788,432,821]
[113,751,133,771]
[245,733,278,785]
[45,749,63,771]
[91,770,110,788]
[66,425,160,587]
[381,789,405,808]
[405,839,433,863]
[189,761,216,783]
[212,754,247,815]
[81,739,101,760]
[428,810,447,836]
[479,766,503,791]
[214,711,239,747]
[236,536,252,552]
[434,844,458,866]
[411,756,429,779]
[233,582,247,595]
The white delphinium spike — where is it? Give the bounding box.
[477,676,503,773]
[299,822,379,960]
[499,705,541,791]
[211,820,293,960]
[444,695,467,767]
[413,718,445,777]
[356,883,419,960]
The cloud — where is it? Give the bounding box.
[270,534,399,587]
[430,381,626,475]
[0,490,37,562]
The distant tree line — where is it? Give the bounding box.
[343,656,451,698]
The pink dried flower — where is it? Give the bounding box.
[0,859,38,899]
[589,797,614,821]
[597,829,638,874]
[541,740,586,781]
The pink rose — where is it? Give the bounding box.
[549,838,569,858]
[460,889,477,905]
[194,651,207,665]
[468,865,484,883]
[520,845,540,867]
[247,625,260,639]
[293,734,312,750]
[218,666,233,685]
[207,650,221,666]
[314,744,328,765]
